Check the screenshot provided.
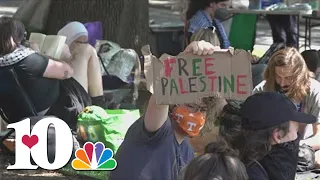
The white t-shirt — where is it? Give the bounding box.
[253,78,320,139]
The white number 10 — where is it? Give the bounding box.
[6,117,73,170]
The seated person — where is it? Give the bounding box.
[188,96,227,155]
[0,17,99,130]
[190,28,267,87]
[108,41,218,180]
[186,0,230,49]
[57,21,105,106]
[254,48,320,168]
[183,139,248,180]
[218,92,316,180]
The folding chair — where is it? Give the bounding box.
[0,67,38,154]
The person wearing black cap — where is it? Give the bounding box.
[235,92,316,180]
[254,47,320,168]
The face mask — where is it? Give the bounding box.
[214,7,231,21]
[171,106,206,137]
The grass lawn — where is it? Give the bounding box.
[252,48,266,58]
[59,164,109,180]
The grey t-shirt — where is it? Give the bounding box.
[253,79,320,139]
[109,117,194,180]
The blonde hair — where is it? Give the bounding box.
[264,47,314,102]
[190,28,220,47]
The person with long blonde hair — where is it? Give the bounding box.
[253,47,320,167]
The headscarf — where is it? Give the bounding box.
[57,21,88,46]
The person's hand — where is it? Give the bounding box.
[251,55,259,64]
[60,44,72,62]
[184,40,220,56]
[29,41,41,52]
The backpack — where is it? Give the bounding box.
[95,40,141,105]
[297,144,316,172]
[258,42,286,64]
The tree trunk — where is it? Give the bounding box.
[45,0,155,113]
[46,0,153,52]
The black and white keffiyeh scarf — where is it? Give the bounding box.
[0,47,36,67]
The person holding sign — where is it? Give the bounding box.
[108,41,218,180]
[253,47,320,170]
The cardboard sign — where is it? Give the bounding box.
[152,49,253,105]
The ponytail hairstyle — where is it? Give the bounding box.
[218,99,244,149]
[183,137,248,180]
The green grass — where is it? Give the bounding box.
[58,164,109,180]
[252,48,267,58]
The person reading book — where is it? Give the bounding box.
[28,32,67,60]
[0,17,103,130]
[57,21,105,106]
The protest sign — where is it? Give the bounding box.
[150,48,253,105]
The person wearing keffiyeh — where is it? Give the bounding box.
[0,17,102,131]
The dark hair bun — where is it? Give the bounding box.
[217,99,243,128]
[224,99,243,115]
[204,138,239,157]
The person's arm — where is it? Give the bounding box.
[144,40,217,132]
[299,124,320,150]
[300,90,320,150]
[23,53,73,80]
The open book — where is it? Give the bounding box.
[29,33,67,60]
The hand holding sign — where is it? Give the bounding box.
[184,40,219,55]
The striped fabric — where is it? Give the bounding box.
[187,10,230,49]
[212,18,230,49]
[188,11,212,34]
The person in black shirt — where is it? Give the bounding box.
[0,17,99,130]
[218,92,316,180]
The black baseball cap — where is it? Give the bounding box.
[240,92,316,130]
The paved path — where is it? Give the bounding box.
[2,0,320,52]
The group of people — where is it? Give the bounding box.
[0,17,109,130]
[109,40,320,180]
[108,0,320,180]
[0,0,320,180]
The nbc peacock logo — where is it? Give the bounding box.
[71,142,117,170]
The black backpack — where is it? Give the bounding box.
[297,144,316,172]
[258,43,286,64]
